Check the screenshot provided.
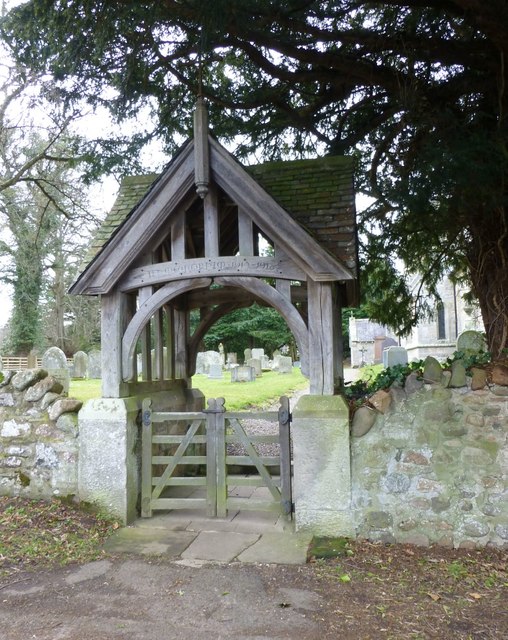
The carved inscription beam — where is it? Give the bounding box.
[119,256,306,291]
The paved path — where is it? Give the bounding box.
[104,505,312,565]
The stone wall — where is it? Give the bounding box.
[351,362,508,548]
[0,370,82,499]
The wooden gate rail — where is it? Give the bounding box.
[141,396,292,519]
[141,402,208,517]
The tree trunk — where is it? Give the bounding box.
[9,246,44,355]
[469,207,508,359]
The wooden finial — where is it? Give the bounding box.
[194,96,209,199]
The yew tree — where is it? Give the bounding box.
[3,0,507,356]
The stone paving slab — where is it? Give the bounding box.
[103,526,197,556]
[237,532,312,565]
[181,530,261,562]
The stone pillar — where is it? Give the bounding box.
[292,395,354,536]
[78,397,139,524]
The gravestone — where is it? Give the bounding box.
[251,348,264,361]
[272,354,282,370]
[456,330,487,354]
[382,346,408,368]
[195,350,222,375]
[247,358,262,377]
[88,350,102,379]
[208,363,223,379]
[41,346,70,394]
[195,352,206,374]
[226,352,237,367]
[244,348,252,364]
[72,351,88,379]
[260,354,271,370]
[231,365,256,382]
[278,356,293,374]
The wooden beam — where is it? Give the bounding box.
[275,244,291,300]
[173,308,189,380]
[121,277,212,381]
[204,185,219,258]
[119,256,305,291]
[307,280,335,395]
[101,291,129,397]
[171,209,186,261]
[238,207,254,256]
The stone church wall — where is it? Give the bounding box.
[351,367,508,548]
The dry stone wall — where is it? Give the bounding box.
[0,370,82,499]
[351,360,508,548]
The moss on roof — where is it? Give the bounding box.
[246,156,356,272]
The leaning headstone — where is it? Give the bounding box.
[208,363,223,379]
[449,359,467,388]
[231,365,256,382]
[423,356,443,384]
[88,350,102,379]
[244,348,252,363]
[247,358,262,377]
[41,346,70,394]
[456,330,487,354]
[252,348,264,361]
[382,346,408,368]
[72,351,88,379]
[278,356,293,374]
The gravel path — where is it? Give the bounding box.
[227,385,309,457]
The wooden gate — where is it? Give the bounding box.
[141,397,292,519]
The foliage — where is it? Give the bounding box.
[345,349,494,402]
[2,1,508,355]
[344,361,424,402]
[1,156,100,355]
[0,496,118,577]
[191,303,295,358]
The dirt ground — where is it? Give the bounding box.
[0,540,506,640]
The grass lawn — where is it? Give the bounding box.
[70,368,309,410]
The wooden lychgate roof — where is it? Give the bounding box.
[71,135,358,304]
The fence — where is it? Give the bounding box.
[1,356,73,370]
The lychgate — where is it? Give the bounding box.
[73,99,358,531]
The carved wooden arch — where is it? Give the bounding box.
[121,277,212,381]
[215,276,309,376]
